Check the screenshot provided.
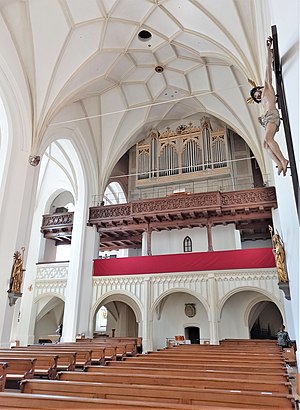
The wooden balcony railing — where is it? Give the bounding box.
[41,187,277,250]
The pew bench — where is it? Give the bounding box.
[147,349,284,359]
[0,391,210,409]
[167,345,283,355]
[0,358,36,389]
[107,359,287,373]
[20,379,295,408]
[182,347,282,354]
[133,352,286,366]
[58,369,292,393]
[33,343,107,365]
[14,346,91,368]
[0,352,73,379]
[75,339,137,357]
[85,364,290,382]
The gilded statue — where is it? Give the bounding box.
[8,247,25,294]
[269,226,288,283]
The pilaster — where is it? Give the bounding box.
[207,273,219,344]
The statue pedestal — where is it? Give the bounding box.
[7,292,22,306]
[278,282,291,300]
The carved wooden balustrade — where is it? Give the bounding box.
[40,187,277,250]
[41,212,74,244]
[89,187,277,250]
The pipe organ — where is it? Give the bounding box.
[136,119,228,183]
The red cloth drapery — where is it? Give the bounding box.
[93,248,275,276]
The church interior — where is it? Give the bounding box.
[0,0,299,408]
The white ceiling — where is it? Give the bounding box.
[0,0,267,179]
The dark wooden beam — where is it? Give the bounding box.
[272,25,299,220]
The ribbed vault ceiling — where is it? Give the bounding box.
[0,0,266,182]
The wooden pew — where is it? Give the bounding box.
[149,346,284,357]
[0,352,65,379]
[0,391,210,409]
[0,358,36,388]
[0,362,7,392]
[54,344,115,363]
[106,359,287,373]
[13,345,92,368]
[36,343,108,365]
[220,339,278,345]
[20,379,294,408]
[168,344,282,354]
[58,370,291,393]
[85,364,289,382]
[132,354,285,365]
[75,338,138,357]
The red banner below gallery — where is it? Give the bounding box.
[93,248,276,277]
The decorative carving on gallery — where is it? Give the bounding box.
[90,188,276,223]
[42,213,74,227]
[36,265,69,280]
[221,187,277,206]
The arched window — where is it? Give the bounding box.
[103,182,127,205]
[183,236,192,252]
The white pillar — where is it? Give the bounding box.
[141,231,148,256]
[61,203,91,342]
[76,225,99,338]
[207,274,219,344]
[0,149,36,346]
[142,277,152,352]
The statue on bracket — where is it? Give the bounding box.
[269,226,288,283]
[7,247,25,305]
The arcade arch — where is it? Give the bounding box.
[92,292,142,338]
[152,290,209,351]
[219,289,284,340]
[33,294,64,343]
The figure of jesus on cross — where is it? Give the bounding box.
[249,37,289,176]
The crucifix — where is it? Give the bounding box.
[248,26,299,220]
[271,25,299,220]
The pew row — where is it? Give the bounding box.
[0,358,36,388]
[20,379,294,408]
[12,346,92,368]
[85,364,290,382]
[132,354,285,365]
[106,359,287,373]
[0,392,210,410]
[0,352,70,379]
[58,369,292,393]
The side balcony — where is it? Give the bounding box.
[40,186,277,252]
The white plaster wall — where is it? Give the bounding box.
[220,291,258,339]
[265,0,300,354]
[212,224,241,250]
[152,292,209,351]
[34,308,60,343]
[151,224,241,255]
[151,227,208,255]
[242,239,272,249]
[15,144,77,345]
[50,192,74,212]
